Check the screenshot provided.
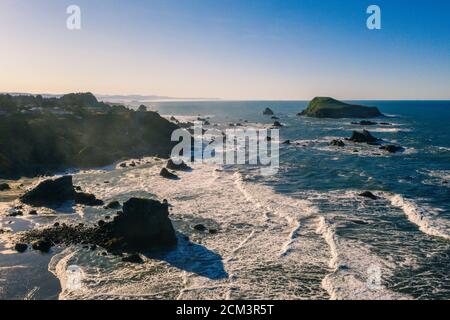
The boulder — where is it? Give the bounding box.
[160,168,178,179]
[74,192,104,206]
[15,243,28,253]
[379,145,404,153]
[194,224,207,232]
[282,140,291,145]
[0,183,11,191]
[32,239,52,253]
[166,159,190,171]
[273,121,283,127]
[263,108,274,116]
[330,139,345,147]
[112,198,177,250]
[122,253,144,264]
[20,176,75,207]
[28,210,38,215]
[358,191,379,200]
[347,130,381,144]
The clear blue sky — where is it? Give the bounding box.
[0,0,449,99]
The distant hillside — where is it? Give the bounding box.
[0,93,180,178]
[299,97,383,118]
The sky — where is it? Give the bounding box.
[0,0,449,100]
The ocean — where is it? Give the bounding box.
[0,100,449,300]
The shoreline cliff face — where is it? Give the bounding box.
[300,97,384,119]
[0,93,180,178]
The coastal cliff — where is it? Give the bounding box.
[0,93,179,178]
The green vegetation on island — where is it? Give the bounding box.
[299,97,383,119]
[0,93,179,178]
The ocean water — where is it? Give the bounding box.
[1,100,449,300]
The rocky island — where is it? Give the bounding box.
[299,97,384,119]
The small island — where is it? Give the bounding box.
[299,97,383,119]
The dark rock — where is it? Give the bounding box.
[15,243,28,253]
[119,163,127,168]
[90,245,97,251]
[379,145,404,153]
[271,116,279,120]
[266,136,272,141]
[74,186,82,191]
[32,239,52,253]
[330,139,345,147]
[209,229,218,234]
[8,211,23,217]
[379,122,392,126]
[53,222,60,227]
[122,253,144,264]
[105,215,111,220]
[113,198,177,250]
[351,120,378,126]
[273,121,283,127]
[28,210,38,215]
[98,220,106,227]
[166,159,190,171]
[282,140,291,145]
[358,191,379,200]
[20,176,75,207]
[0,183,11,191]
[194,224,207,232]
[347,130,381,144]
[74,192,104,206]
[160,168,178,179]
[263,108,274,116]
[105,201,121,209]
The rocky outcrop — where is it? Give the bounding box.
[18,198,177,254]
[299,97,383,119]
[347,130,381,144]
[263,108,274,116]
[20,176,103,207]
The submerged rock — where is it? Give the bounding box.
[263,108,274,116]
[351,120,378,126]
[379,145,404,153]
[358,191,379,200]
[160,168,179,179]
[194,224,207,232]
[330,139,345,147]
[347,130,381,144]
